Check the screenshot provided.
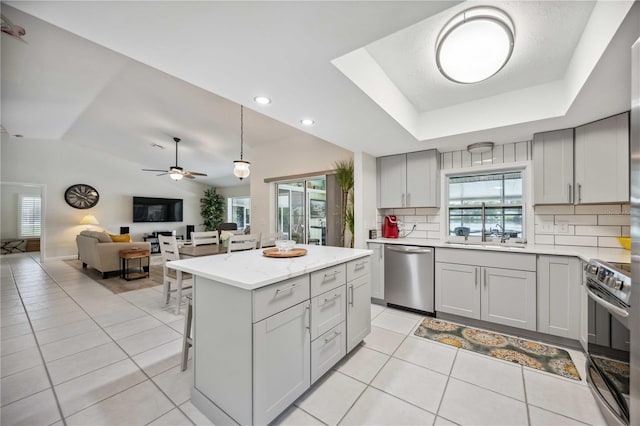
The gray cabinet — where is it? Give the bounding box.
[377,150,439,208]
[347,272,371,352]
[367,242,384,300]
[537,255,581,340]
[482,267,536,331]
[435,248,537,331]
[435,262,480,319]
[253,301,311,425]
[533,129,574,204]
[574,112,629,204]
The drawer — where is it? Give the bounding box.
[311,321,346,383]
[347,256,371,282]
[311,264,346,297]
[311,285,346,340]
[253,275,310,322]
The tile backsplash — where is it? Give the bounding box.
[377,208,441,240]
[534,204,630,248]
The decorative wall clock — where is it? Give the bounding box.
[64,184,99,209]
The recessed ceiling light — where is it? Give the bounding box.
[300,119,315,126]
[253,96,271,105]
[436,6,515,84]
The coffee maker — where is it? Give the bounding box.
[382,215,399,238]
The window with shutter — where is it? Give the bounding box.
[19,195,41,238]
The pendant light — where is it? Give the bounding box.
[233,105,251,180]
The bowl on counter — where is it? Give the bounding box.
[274,239,296,252]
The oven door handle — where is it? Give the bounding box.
[586,287,629,319]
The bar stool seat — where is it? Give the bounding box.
[181,295,193,371]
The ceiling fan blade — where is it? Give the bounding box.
[142,168,169,173]
[183,174,196,179]
[156,173,169,176]
[186,171,208,176]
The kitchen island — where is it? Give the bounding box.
[169,245,372,425]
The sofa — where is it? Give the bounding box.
[76,230,151,278]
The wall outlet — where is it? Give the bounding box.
[540,223,554,233]
[555,222,569,234]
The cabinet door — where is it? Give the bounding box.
[406,150,440,207]
[574,113,629,204]
[435,262,480,319]
[253,301,310,425]
[346,275,371,352]
[537,256,581,339]
[368,243,384,300]
[481,267,536,331]
[533,129,574,204]
[377,154,406,208]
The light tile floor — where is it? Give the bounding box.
[1,253,607,425]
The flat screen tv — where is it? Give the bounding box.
[133,197,183,223]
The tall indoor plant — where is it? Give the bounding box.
[334,159,354,247]
[200,188,225,231]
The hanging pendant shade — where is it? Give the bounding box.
[233,105,251,180]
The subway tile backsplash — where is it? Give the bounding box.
[533,204,629,248]
[377,208,441,241]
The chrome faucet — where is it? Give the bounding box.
[495,223,509,243]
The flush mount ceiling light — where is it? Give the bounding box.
[436,6,515,84]
[233,105,250,181]
[300,119,315,126]
[467,141,494,153]
[253,96,271,105]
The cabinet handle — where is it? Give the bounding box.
[484,269,487,288]
[349,285,354,306]
[323,271,339,280]
[401,193,405,207]
[275,283,297,295]
[407,193,411,207]
[354,261,366,270]
[475,267,478,288]
[324,331,342,344]
[322,293,340,305]
[578,184,582,203]
[304,305,310,330]
[568,183,572,203]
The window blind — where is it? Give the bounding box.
[19,195,41,237]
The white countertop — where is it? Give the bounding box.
[367,238,630,264]
[169,245,372,290]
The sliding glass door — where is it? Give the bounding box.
[276,177,326,244]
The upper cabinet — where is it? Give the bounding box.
[533,112,629,205]
[377,149,440,208]
[574,112,629,204]
[533,129,574,204]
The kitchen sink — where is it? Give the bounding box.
[444,240,527,249]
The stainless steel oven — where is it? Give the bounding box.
[585,260,631,425]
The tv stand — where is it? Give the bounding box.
[145,232,183,254]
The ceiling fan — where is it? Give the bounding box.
[142,137,207,180]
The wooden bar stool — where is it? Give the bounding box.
[181,295,193,371]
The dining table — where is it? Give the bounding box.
[178,243,227,257]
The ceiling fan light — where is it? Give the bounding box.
[436,7,514,84]
[233,160,251,180]
[169,172,184,181]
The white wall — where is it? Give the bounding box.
[354,152,377,248]
[1,183,41,239]
[1,136,210,259]
[249,133,352,238]
[217,185,250,199]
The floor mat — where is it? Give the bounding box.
[414,317,581,381]
[64,259,163,294]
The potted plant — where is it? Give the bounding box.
[200,188,225,232]
[334,159,354,248]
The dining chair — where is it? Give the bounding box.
[228,233,261,253]
[159,235,193,314]
[260,232,284,248]
[191,231,219,246]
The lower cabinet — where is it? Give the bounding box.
[347,274,371,352]
[368,242,384,300]
[253,301,311,425]
[537,255,582,340]
[436,262,536,330]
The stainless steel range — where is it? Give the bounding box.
[584,259,631,425]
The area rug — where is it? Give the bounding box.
[63,259,163,294]
[414,318,581,381]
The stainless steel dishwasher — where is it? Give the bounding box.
[384,245,434,314]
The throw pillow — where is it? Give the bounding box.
[80,230,112,243]
[110,234,131,242]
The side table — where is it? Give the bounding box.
[119,248,150,281]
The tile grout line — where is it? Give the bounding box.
[15,257,189,425]
[521,365,532,426]
[432,346,460,424]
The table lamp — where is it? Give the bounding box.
[80,214,100,230]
